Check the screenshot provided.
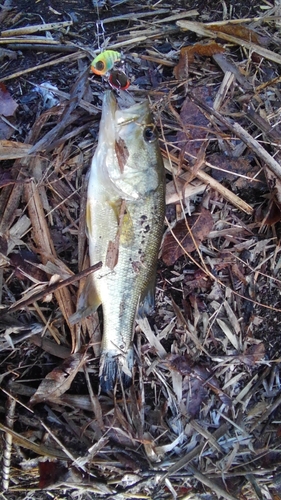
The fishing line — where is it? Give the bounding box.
[93,1,106,50]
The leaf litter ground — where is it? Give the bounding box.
[0,0,281,499]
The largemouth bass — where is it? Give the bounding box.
[77,91,165,391]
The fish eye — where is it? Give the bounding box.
[143,125,157,142]
[95,60,105,71]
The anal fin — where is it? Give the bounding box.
[69,274,101,324]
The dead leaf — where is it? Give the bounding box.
[176,86,214,161]
[105,239,119,269]
[209,152,262,189]
[39,461,68,489]
[0,83,18,116]
[38,461,110,492]
[184,377,208,418]
[162,207,213,266]
[207,23,269,46]
[9,250,47,282]
[0,118,14,141]
[105,199,126,269]
[263,200,281,225]
[174,41,225,79]
[238,343,265,367]
[167,354,232,407]
[29,352,88,406]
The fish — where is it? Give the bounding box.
[75,91,165,391]
[91,50,121,76]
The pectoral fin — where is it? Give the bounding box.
[69,274,101,324]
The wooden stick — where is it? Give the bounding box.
[1,21,72,37]
[0,262,101,315]
[0,51,85,82]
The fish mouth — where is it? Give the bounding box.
[102,90,118,120]
[99,91,117,148]
[102,90,149,129]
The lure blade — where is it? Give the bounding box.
[91,50,121,76]
[108,70,130,90]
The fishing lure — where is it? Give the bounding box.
[108,69,130,90]
[91,50,121,76]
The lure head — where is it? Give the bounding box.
[91,50,121,76]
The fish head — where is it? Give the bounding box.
[99,91,163,200]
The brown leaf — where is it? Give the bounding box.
[38,461,98,490]
[263,201,281,225]
[176,86,214,161]
[39,461,68,489]
[105,199,126,269]
[238,343,265,367]
[0,118,14,141]
[0,83,18,116]
[207,23,269,46]
[105,239,119,269]
[162,207,213,266]
[174,41,225,79]
[9,250,47,282]
[167,354,232,407]
[29,352,88,406]
[184,377,208,418]
[231,263,248,285]
[209,152,262,188]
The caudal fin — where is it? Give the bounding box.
[99,347,134,392]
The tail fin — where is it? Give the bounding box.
[99,347,134,392]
